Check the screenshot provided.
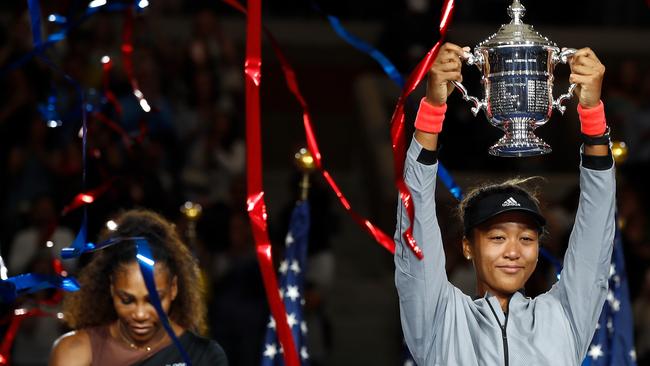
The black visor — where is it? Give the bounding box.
[463,191,546,235]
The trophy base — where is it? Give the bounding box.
[489,135,552,157]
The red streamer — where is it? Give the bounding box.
[61,180,114,216]
[241,0,300,364]
[389,0,456,260]
[224,0,396,256]
[93,112,135,148]
[0,308,53,365]
[101,56,123,116]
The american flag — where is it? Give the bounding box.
[582,223,637,366]
[261,201,310,365]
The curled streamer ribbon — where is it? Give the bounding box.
[388,0,456,259]
[0,255,79,303]
[17,1,187,362]
[93,112,136,148]
[23,0,93,263]
[59,2,149,259]
[0,274,80,303]
[312,0,459,257]
[61,180,114,216]
[319,7,463,202]
[238,0,300,363]
[225,0,396,257]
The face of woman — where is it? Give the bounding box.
[110,262,178,346]
[463,211,539,299]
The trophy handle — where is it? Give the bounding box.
[452,51,487,116]
[552,48,578,115]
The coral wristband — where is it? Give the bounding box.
[577,101,607,137]
[414,98,447,134]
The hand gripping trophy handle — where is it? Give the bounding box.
[552,48,578,115]
[451,51,487,116]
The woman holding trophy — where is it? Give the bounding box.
[394,40,614,365]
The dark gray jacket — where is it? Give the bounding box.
[395,137,616,366]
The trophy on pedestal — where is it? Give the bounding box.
[454,0,576,157]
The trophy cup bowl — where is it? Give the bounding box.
[452,0,576,157]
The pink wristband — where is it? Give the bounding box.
[577,101,607,136]
[415,98,447,134]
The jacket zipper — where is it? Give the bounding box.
[487,300,510,366]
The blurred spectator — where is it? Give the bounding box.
[8,195,76,275]
[209,210,268,366]
[606,61,650,164]
[623,72,650,164]
[618,182,650,300]
[3,117,57,228]
[181,110,245,206]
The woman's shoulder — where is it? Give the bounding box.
[49,329,92,366]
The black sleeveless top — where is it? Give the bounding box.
[86,325,228,366]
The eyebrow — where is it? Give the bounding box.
[485,223,537,231]
[116,289,167,298]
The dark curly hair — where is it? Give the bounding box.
[63,209,207,334]
[459,176,545,239]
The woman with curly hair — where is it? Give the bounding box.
[49,209,228,365]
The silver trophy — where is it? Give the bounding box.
[453,0,576,157]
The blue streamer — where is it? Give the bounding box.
[60,213,89,259]
[135,239,192,365]
[1,251,81,304]
[325,16,405,87]
[320,10,464,201]
[21,0,91,261]
[0,272,80,303]
[437,164,463,201]
[27,0,43,47]
[1,3,131,77]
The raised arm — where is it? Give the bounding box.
[550,48,616,359]
[394,43,466,362]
